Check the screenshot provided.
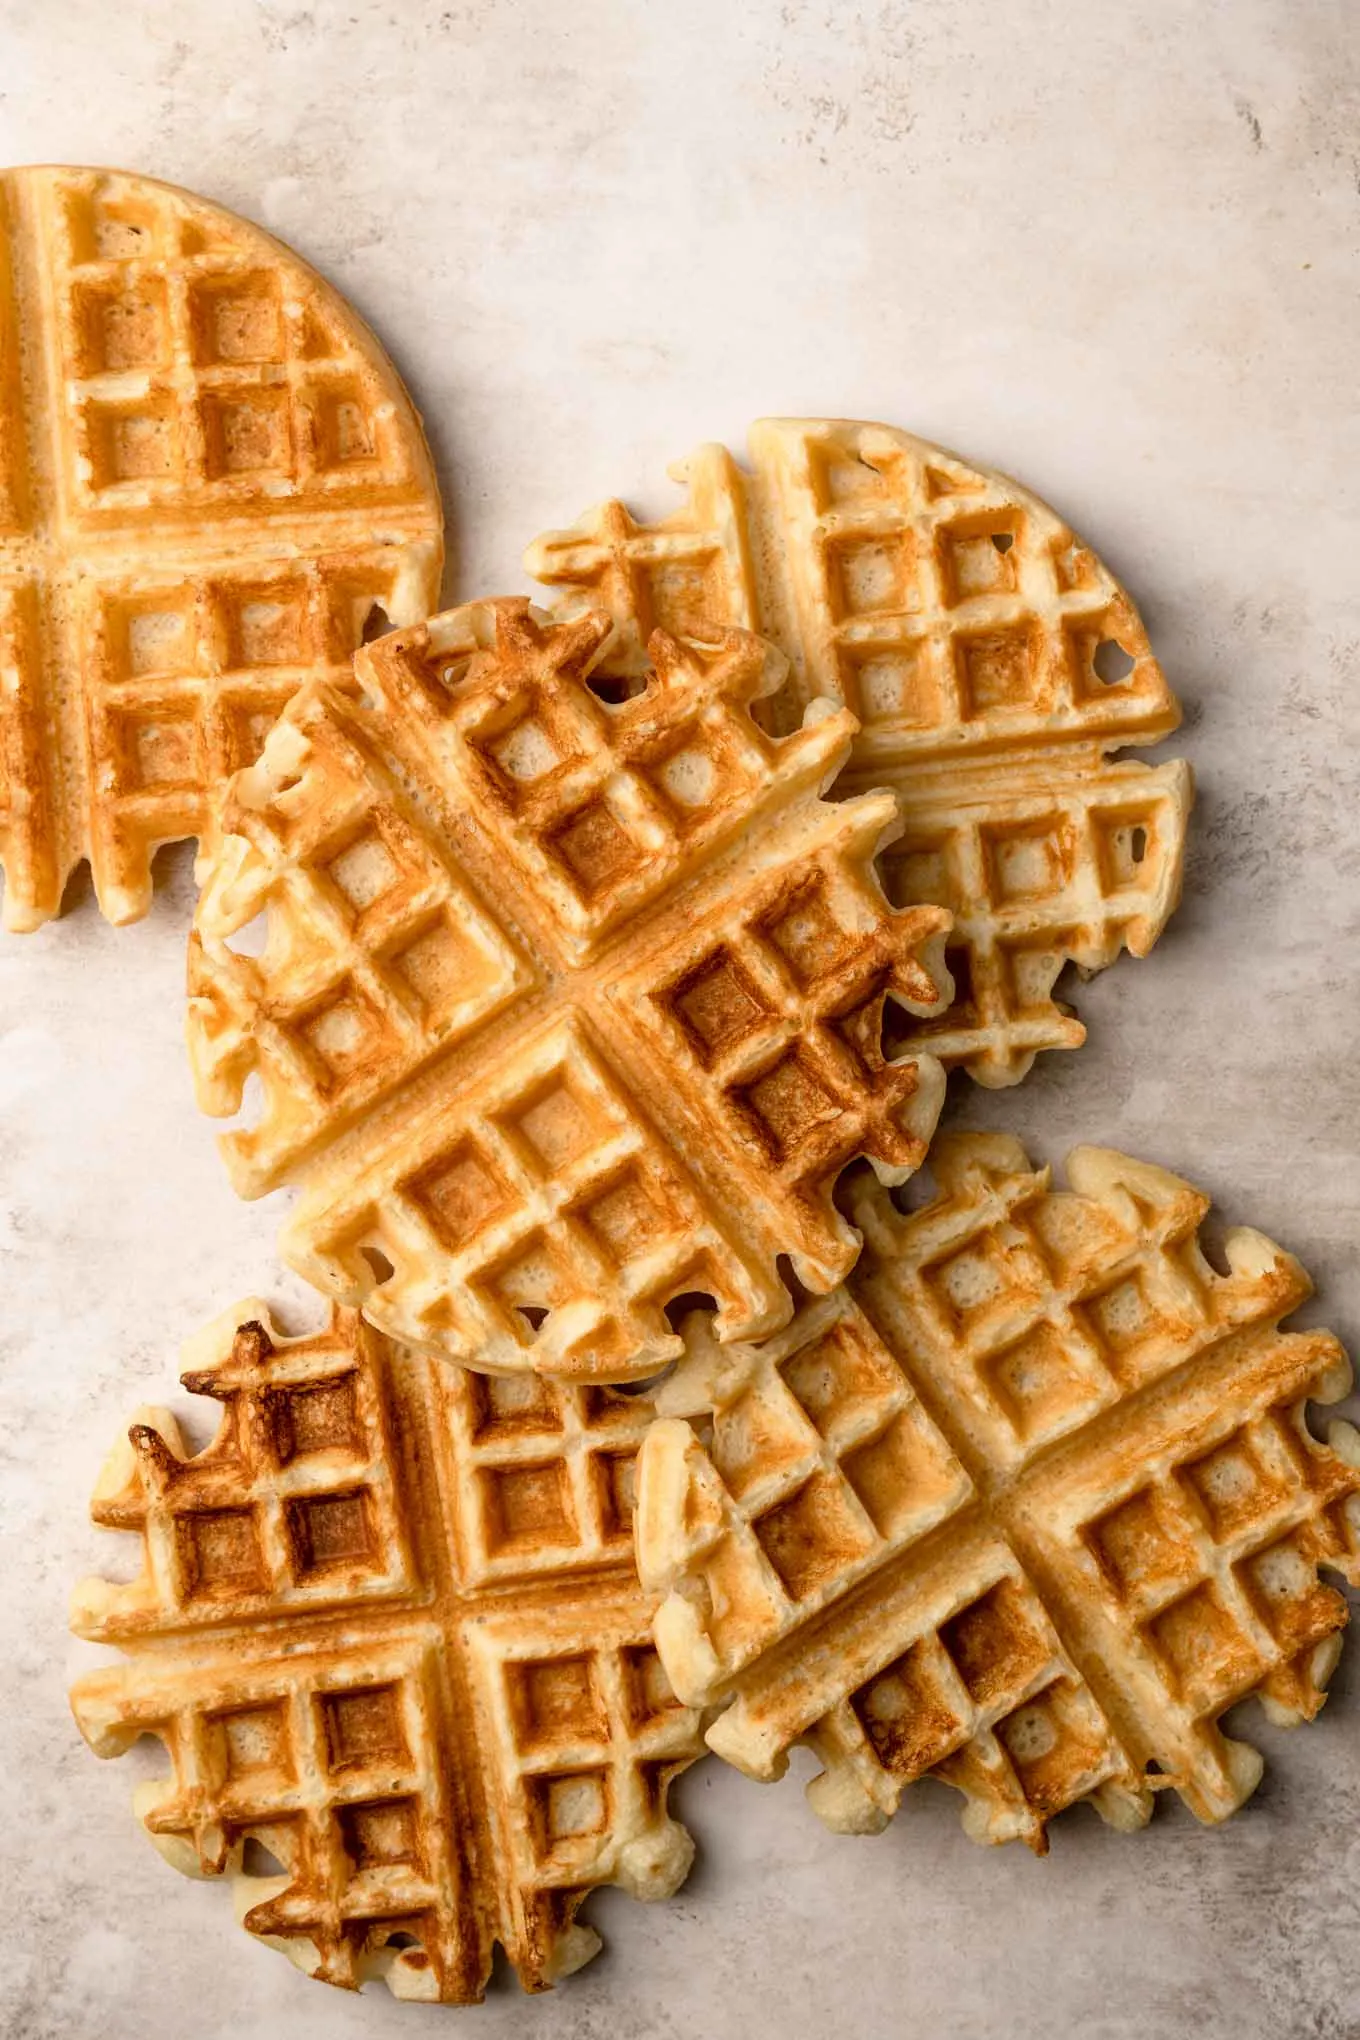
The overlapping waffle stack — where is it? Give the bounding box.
[23,172,1353,2012]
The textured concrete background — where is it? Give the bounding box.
[2,2,1359,2035]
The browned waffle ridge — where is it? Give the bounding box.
[70,1303,705,2003]
[0,165,442,929]
[635,1133,1360,1849]
[526,419,1191,1086]
[187,598,953,1381]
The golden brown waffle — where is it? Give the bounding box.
[526,419,1191,1085]
[0,165,442,930]
[635,1134,1360,1850]
[187,598,953,1380]
[70,1302,705,2003]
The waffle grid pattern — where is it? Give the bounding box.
[647,1297,973,1667]
[524,459,757,676]
[441,1358,660,1587]
[878,762,1190,1074]
[43,176,418,519]
[189,598,952,1378]
[819,1557,1147,1847]
[525,419,1191,1083]
[187,682,525,1178]
[416,606,803,958]
[288,1012,779,1383]
[0,165,441,929]
[636,1136,1360,1850]
[91,1315,414,1623]
[81,552,432,924]
[70,1307,703,2003]
[641,832,947,1208]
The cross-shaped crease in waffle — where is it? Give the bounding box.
[635,1133,1360,1852]
[188,597,953,1380]
[69,1303,705,2004]
[0,165,441,929]
[524,418,1192,1085]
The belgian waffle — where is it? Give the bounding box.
[70,1303,705,2003]
[187,598,953,1380]
[0,165,442,929]
[526,419,1191,1085]
[635,1133,1360,1849]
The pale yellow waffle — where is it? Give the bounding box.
[187,599,953,1380]
[635,1134,1360,1850]
[0,165,442,930]
[526,420,1191,1084]
[70,1302,705,2003]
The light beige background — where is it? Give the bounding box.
[2,2,1359,2035]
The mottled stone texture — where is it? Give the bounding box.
[2,2,1359,2037]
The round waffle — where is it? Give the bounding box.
[636,1134,1360,1849]
[526,418,1192,1086]
[187,600,953,1381]
[71,1302,705,2003]
[0,165,442,930]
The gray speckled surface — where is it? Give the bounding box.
[3,2,1360,2034]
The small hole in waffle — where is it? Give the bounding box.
[611,1362,679,1398]
[385,1932,421,1951]
[225,1072,265,1134]
[225,912,268,959]
[518,1304,551,1332]
[1195,1216,1233,1278]
[887,1162,940,1215]
[362,1244,395,1285]
[1131,825,1148,863]
[587,670,649,705]
[362,602,393,645]
[991,532,1014,554]
[774,1253,814,1312]
[664,1289,718,1332]
[1093,638,1136,684]
[241,1838,287,1878]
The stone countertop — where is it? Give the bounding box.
[2,3,1358,2035]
